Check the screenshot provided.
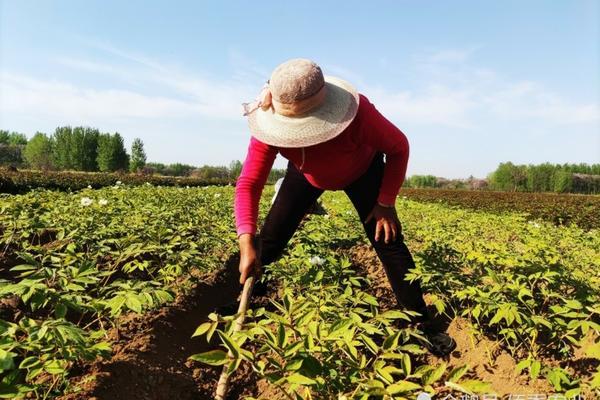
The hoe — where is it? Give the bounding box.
[214,275,255,399]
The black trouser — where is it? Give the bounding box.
[258,152,429,322]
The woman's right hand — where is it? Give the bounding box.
[238,233,262,284]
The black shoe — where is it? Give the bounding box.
[417,323,457,357]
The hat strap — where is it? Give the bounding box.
[242,83,273,116]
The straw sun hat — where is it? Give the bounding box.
[243,58,359,148]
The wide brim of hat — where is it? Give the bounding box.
[248,76,359,148]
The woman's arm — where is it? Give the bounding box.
[358,94,410,206]
[235,136,278,236]
[234,136,277,283]
[358,94,409,244]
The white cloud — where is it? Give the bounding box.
[0,72,199,119]
[3,48,263,122]
[76,39,262,118]
[482,81,600,124]
[1,44,597,148]
[362,49,599,128]
[366,84,477,128]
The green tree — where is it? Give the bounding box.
[0,131,27,146]
[488,162,513,191]
[52,126,74,170]
[129,138,147,172]
[406,175,438,188]
[229,160,243,180]
[97,133,129,172]
[23,132,54,170]
[191,165,229,180]
[489,161,599,194]
[0,130,9,144]
[0,145,24,167]
[81,128,99,171]
[0,131,27,167]
[267,168,286,184]
[112,133,129,171]
[488,162,527,191]
[166,163,196,176]
[511,165,528,191]
[526,163,556,192]
[554,170,573,193]
[70,127,86,171]
[145,162,166,175]
[96,134,111,172]
[50,126,99,171]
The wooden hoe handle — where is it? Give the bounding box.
[215,275,255,400]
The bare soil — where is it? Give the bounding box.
[59,253,269,400]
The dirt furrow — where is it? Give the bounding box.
[349,243,553,397]
[60,254,261,400]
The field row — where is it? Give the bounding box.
[401,188,600,230]
[2,170,599,231]
[0,169,231,194]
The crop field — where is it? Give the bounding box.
[0,169,231,194]
[0,185,598,399]
[400,188,600,230]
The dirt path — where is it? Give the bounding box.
[61,254,262,400]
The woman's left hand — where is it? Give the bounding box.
[364,203,401,244]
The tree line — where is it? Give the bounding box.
[0,128,286,183]
[2,129,597,193]
[0,127,146,173]
[404,175,489,190]
[142,159,285,182]
[0,131,28,166]
[406,163,600,194]
[487,162,600,194]
[21,127,146,173]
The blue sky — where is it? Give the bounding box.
[0,0,598,178]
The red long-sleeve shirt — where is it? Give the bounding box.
[234,94,409,236]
